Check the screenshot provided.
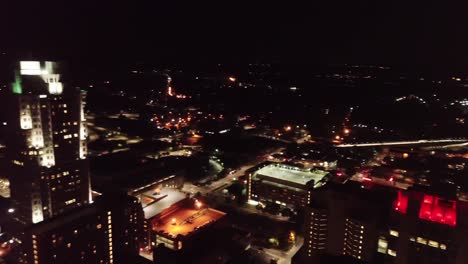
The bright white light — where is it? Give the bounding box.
[20,61,41,74]
[48,82,63,94]
[7,208,14,213]
[39,95,47,98]
[20,61,45,75]
[247,200,259,206]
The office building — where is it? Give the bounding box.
[6,61,90,224]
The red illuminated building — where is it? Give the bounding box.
[293,181,468,264]
[418,195,456,226]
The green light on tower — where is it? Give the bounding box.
[12,72,22,94]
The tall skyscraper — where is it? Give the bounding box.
[6,61,90,224]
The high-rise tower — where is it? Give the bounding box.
[6,61,90,224]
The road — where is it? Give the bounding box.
[336,138,467,148]
[183,147,285,195]
[351,173,411,190]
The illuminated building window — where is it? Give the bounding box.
[65,199,76,205]
[389,230,399,237]
[377,237,388,253]
[416,237,427,245]
[440,244,447,250]
[387,249,397,257]
[428,240,439,248]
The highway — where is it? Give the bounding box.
[336,138,467,148]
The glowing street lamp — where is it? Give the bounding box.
[228,77,236,82]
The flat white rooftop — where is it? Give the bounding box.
[140,187,187,219]
[254,164,328,186]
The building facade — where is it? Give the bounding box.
[294,182,468,264]
[15,191,145,264]
[6,61,90,224]
[247,163,329,209]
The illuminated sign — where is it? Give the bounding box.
[394,191,408,214]
[419,195,456,226]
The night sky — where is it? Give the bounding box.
[2,2,468,71]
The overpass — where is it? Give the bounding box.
[336,138,468,148]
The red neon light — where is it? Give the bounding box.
[394,191,408,214]
[418,195,456,226]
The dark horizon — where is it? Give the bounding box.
[2,2,468,73]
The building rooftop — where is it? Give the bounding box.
[254,164,329,186]
[141,187,187,219]
[153,207,225,238]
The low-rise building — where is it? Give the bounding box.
[247,163,329,209]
